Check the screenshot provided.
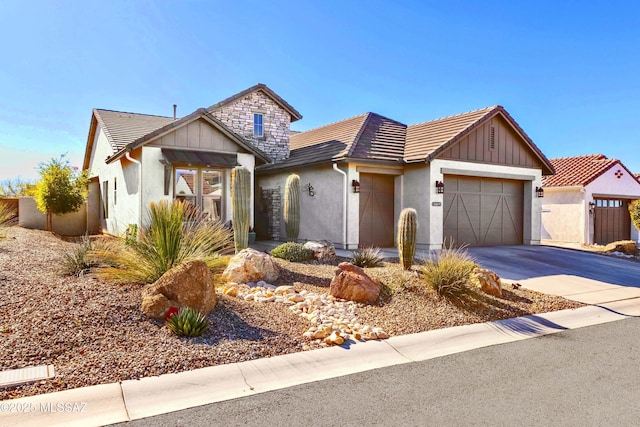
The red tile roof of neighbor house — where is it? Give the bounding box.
[543,154,639,187]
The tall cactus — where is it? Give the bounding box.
[397,208,418,270]
[231,166,251,253]
[284,174,300,241]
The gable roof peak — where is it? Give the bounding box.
[206,83,302,122]
[409,105,500,127]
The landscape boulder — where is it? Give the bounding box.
[303,240,336,261]
[471,268,502,297]
[330,262,381,304]
[603,240,637,255]
[221,248,279,284]
[141,260,217,319]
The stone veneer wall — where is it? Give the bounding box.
[211,90,291,162]
[260,188,281,241]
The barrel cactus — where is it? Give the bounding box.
[284,174,300,240]
[397,208,418,270]
[231,166,251,252]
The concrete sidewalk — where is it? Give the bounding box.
[3,297,640,427]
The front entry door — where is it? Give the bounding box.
[359,173,395,247]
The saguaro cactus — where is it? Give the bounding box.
[284,174,300,241]
[231,166,251,252]
[397,208,418,270]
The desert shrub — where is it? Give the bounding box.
[90,200,233,284]
[60,236,99,276]
[351,246,385,268]
[0,202,15,227]
[270,242,314,262]
[166,307,209,337]
[420,244,479,297]
[629,200,640,232]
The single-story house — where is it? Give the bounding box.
[257,106,554,249]
[83,84,301,236]
[541,154,640,245]
[84,84,555,250]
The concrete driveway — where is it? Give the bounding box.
[466,245,640,304]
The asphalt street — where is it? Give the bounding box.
[118,316,640,427]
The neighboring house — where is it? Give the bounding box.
[84,84,554,250]
[541,154,640,245]
[83,84,302,236]
[257,106,554,250]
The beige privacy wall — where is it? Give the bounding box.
[18,197,88,236]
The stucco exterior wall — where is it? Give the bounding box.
[401,166,431,249]
[18,197,87,236]
[211,90,291,161]
[541,189,586,243]
[87,126,140,236]
[258,166,344,245]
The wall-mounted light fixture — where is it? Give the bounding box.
[535,186,544,198]
[352,180,360,193]
[435,180,445,194]
[305,183,315,197]
[589,201,596,213]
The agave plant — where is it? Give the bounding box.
[166,307,209,338]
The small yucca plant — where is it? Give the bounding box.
[60,235,98,277]
[420,242,478,297]
[351,247,385,268]
[166,307,209,338]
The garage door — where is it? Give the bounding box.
[359,173,394,247]
[443,175,523,246]
[594,198,631,245]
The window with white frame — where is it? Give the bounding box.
[253,113,263,137]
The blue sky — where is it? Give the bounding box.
[1,0,639,182]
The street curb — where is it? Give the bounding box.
[2,298,639,427]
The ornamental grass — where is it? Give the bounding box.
[90,200,233,284]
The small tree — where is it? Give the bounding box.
[35,155,89,231]
[629,200,640,232]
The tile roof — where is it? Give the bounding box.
[543,154,624,187]
[404,106,498,162]
[94,109,175,153]
[259,113,406,172]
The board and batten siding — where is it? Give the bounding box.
[147,118,243,153]
[438,116,541,169]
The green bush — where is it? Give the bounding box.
[351,247,385,268]
[166,307,209,338]
[270,242,314,262]
[629,200,640,232]
[90,200,234,284]
[420,244,478,297]
[60,236,98,277]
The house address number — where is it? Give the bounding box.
[432,202,442,206]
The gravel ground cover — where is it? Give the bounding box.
[0,227,583,400]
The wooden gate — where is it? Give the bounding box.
[594,198,630,245]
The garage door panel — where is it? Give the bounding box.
[444,175,523,246]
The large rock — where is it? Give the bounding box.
[330,262,381,304]
[303,240,336,261]
[221,248,279,284]
[603,240,637,255]
[141,260,217,319]
[471,268,502,297]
